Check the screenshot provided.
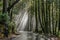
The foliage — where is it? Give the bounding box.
[0,2,2,6]
[0,0,3,13]
[27,0,60,37]
[0,13,10,24]
[0,12,16,36]
[8,21,16,33]
[1,0,60,37]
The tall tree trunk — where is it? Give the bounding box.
[52,2,54,35]
[55,0,57,35]
[3,0,9,37]
[45,0,49,34]
[48,1,51,34]
[38,0,45,33]
[3,0,8,13]
[58,0,60,36]
[35,0,38,33]
[41,0,46,33]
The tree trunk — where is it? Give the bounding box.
[35,0,38,33]
[3,0,8,13]
[38,0,45,33]
[7,0,19,11]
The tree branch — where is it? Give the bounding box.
[7,0,20,11]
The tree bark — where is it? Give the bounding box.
[35,0,38,33]
[7,0,19,11]
[3,0,8,13]
[38,0,45,33]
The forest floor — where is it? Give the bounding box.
[0,34,60,40]
[0,33,18,40]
